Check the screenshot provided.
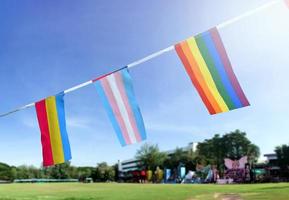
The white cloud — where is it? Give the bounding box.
[147,122,198,134]
[67,116,95,129]
[21,117,37,129]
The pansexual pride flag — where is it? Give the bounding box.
[35,93,71,166]
[94,68,147,146]
[175,27,250,115]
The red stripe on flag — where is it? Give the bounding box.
[175,43,216,114]
[35,100,54,166]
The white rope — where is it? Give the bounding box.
[64,80,93,94]
[0,0,282,118]
[216,0,280,29]
[0,103,35,117]
[127,46,175,68]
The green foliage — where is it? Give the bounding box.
[44,163,72,179]
[275,144,289,177]
[0,162,13,181]
[0,161,116,182]
[77,166,94,181]
[196,130,260,170]
[164,148,196,170]
[136,130,259,173]
[92,162,115,182]
[166,148,187,168]
[16,165,44,179]
[275,144,289,167]
[136,143,168,170]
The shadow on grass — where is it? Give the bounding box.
[64,198,105,200]
[258,185,289,190]
[0,199,16,200]
[0,198,105,200]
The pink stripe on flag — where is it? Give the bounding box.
[114,72,141,142]
[101,78,132,145]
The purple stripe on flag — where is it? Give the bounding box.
[209,27,250,107]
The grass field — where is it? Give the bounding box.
[0,183,288,200]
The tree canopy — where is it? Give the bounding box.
[0,162,116,182]
[135,143,167,170]
[275,144,289,177]
[135,130,260,172]
[196,130,260,168]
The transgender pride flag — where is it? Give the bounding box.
[94,67,147,146]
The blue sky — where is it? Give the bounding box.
[0,0,289,167]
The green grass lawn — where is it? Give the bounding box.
[0,183,288,200]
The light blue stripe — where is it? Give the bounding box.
[202,32,243,108]
[94,81,127,146]
[120,68,147,140]
[55,92,72,161]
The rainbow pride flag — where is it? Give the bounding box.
[94,67,147,146]
[175,27,250,115]
[35,93,71,166]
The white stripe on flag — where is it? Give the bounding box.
[107,74,137,144]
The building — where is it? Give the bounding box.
[118,142,198,172]
[264,153,278,166]
[263,153,280,180]
[264,153,280,170]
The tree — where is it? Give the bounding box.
[196,130,260,170]
[77,166,94,181]
[46,163,71,179]
[92,162,115,182]
[136,143,167,170]
[10,167,17,180]
[16,165,40,179]
[0,162,12,181]
[247,144,260,164]
[275,144,289,177]
[165,148,187,169]
[184,148,197,170]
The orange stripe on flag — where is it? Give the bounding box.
[175,43,216,114]
[181,41,223,114]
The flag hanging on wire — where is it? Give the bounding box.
[94,67,147,146]
[35,93,71,167]
[175,27,250,115]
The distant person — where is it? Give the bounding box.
[140,169,146,183]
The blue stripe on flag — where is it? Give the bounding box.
[94,81,127,146]
[55,92,72,161]
[201,31,243,108]
[120,68,147,140]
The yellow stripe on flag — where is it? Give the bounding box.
[45,96,65,164]
[187,37,229,112]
